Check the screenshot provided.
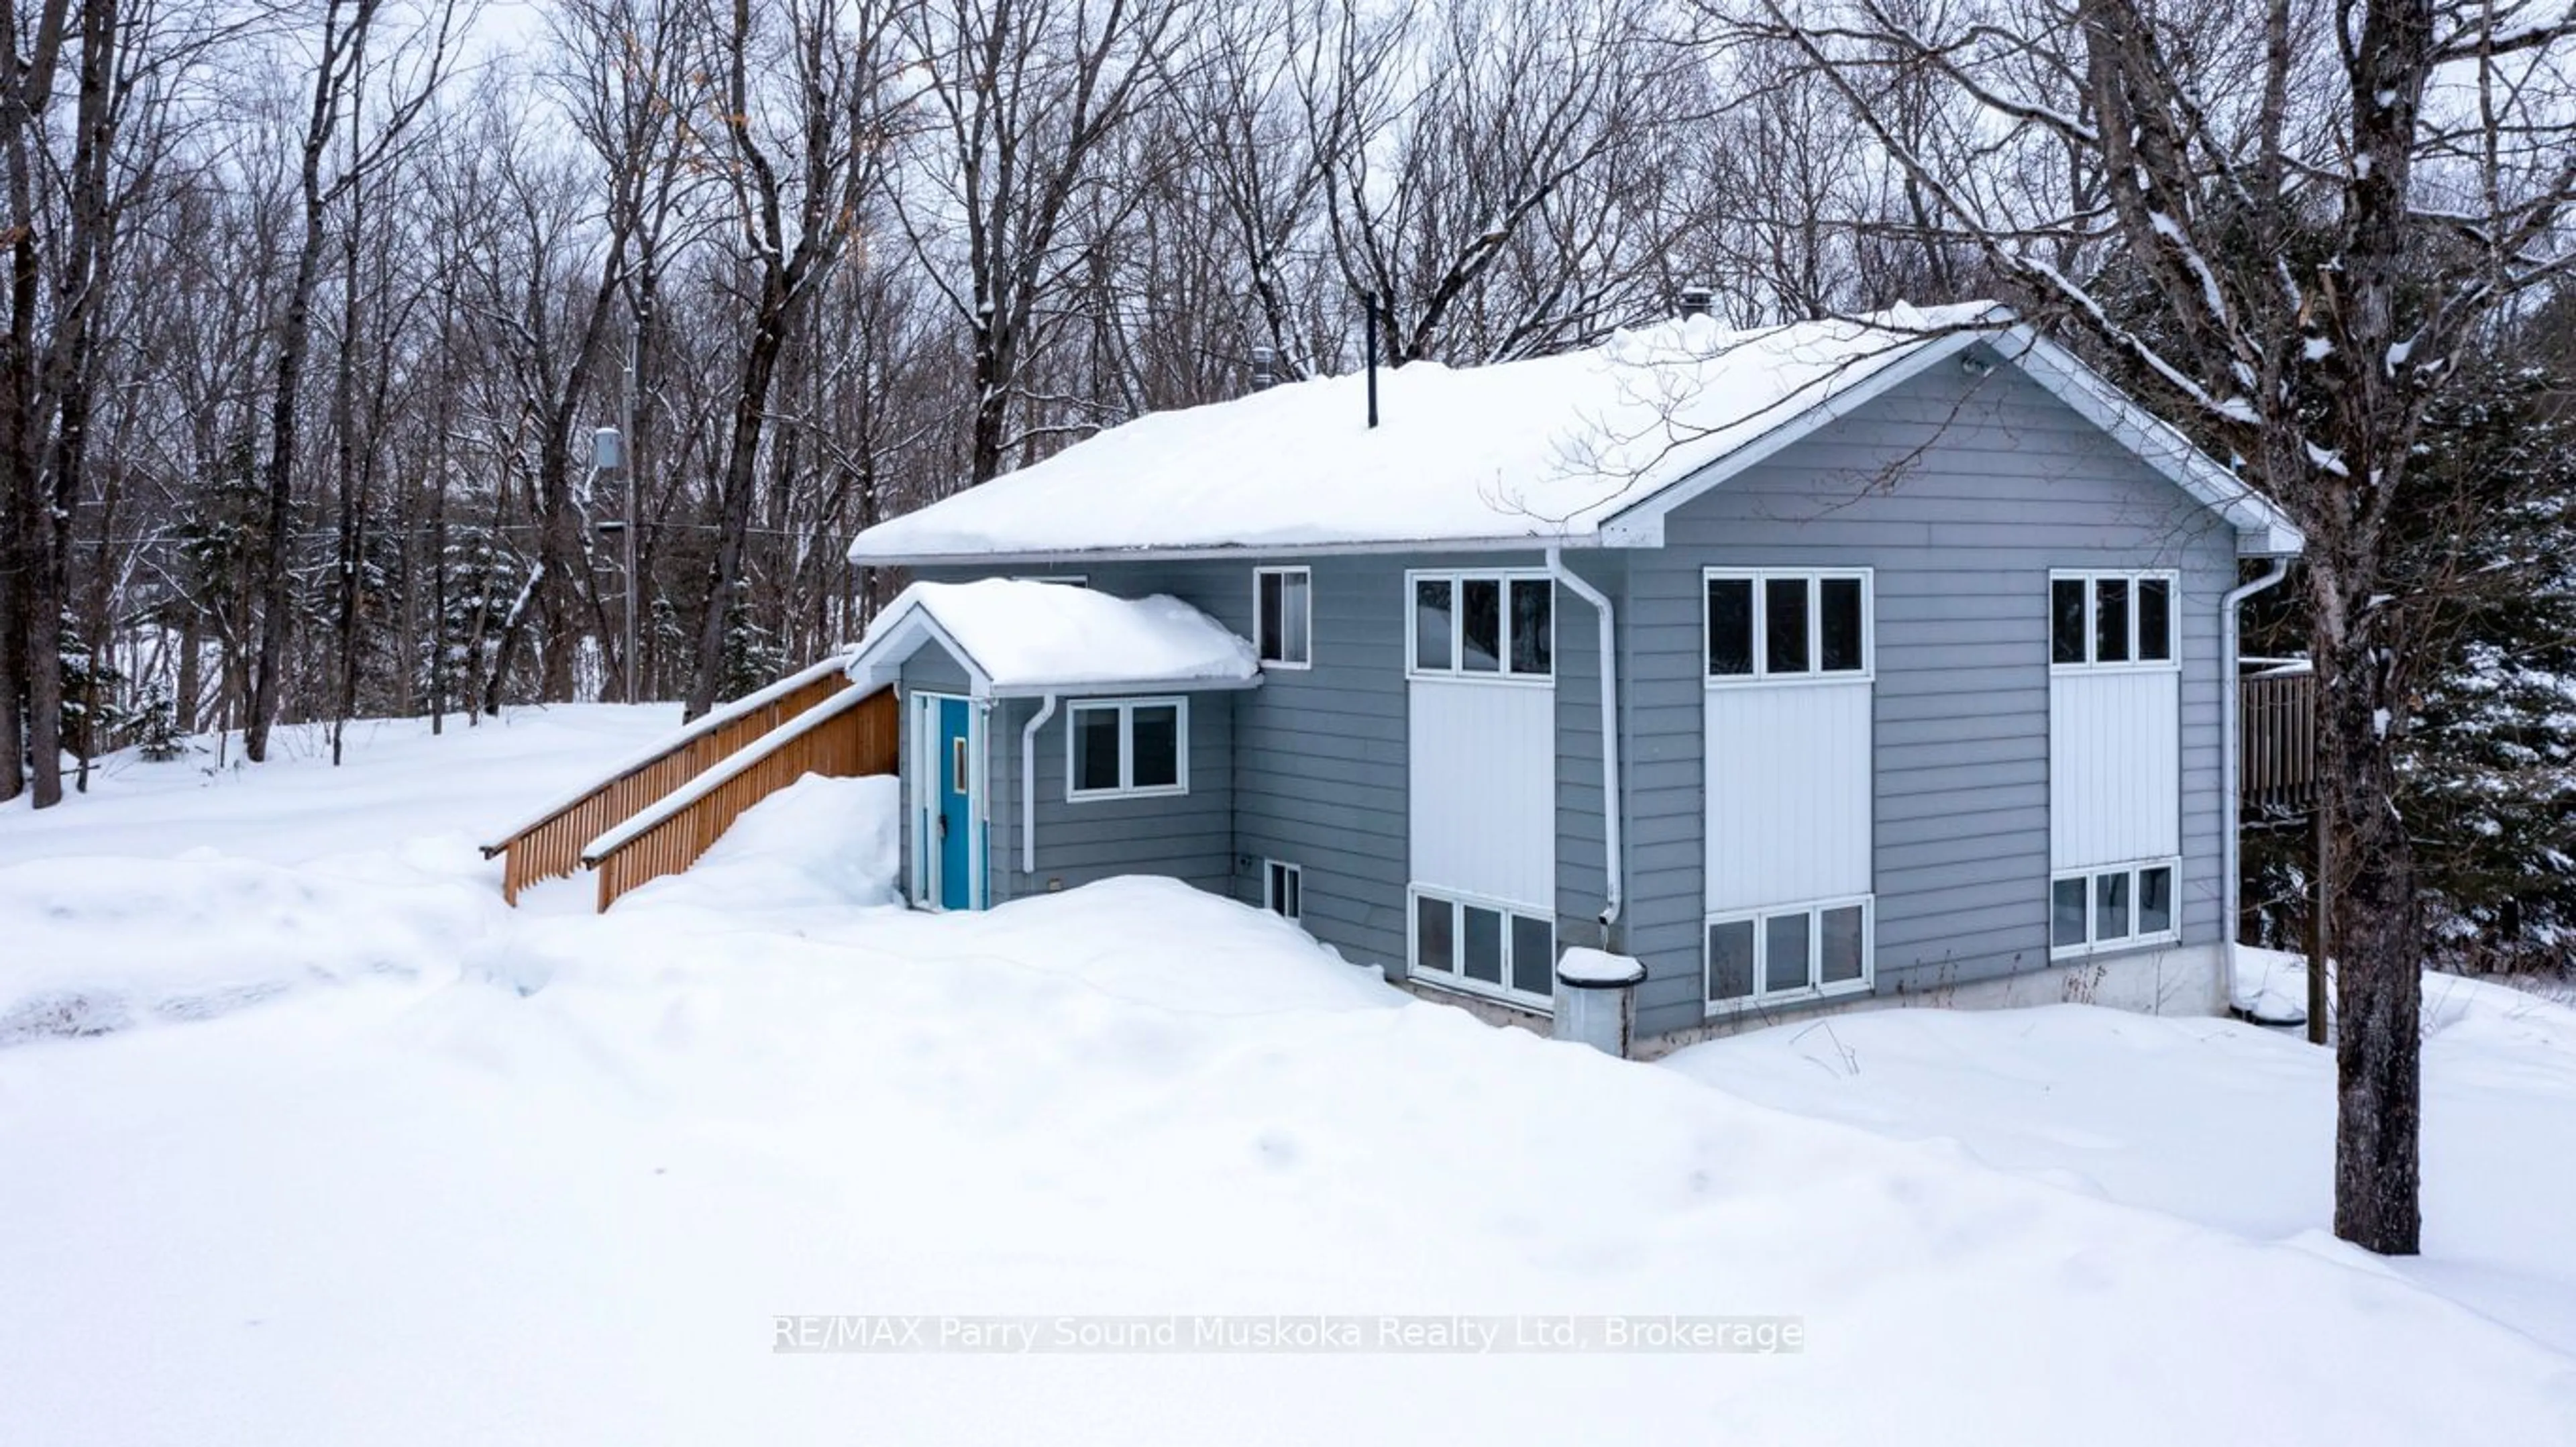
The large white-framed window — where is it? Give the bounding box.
[1705,568,1873,683]
[1255,566,1312,669]
[2051,570,2178,670]
[2049,858,2178,957]
[1408,885,1556,1008]
[1065,697,1187,801]
[1408,570,1553,681]
[1705,896,1873,1013]
[1263,859,1303,923]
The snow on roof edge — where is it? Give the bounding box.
[845,579,1262,695]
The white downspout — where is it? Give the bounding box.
[2222,557,2292,1010]
[1546,549,1622,931]
[1021,694,1057,874]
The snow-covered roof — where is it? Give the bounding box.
[845,303,2302,563]
[845,580,1262,698]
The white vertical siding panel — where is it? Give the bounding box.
[1409,680,1556,908]
[2050,670,2180,869]
[1704,682,1873,912]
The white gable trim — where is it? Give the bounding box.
[2002,332,2304,556]
[847,604,995,698]
[1593,324,2304,559]
[1595,329,1990,548]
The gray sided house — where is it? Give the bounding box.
[841,307,2302,1049]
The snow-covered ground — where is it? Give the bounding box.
[5,707,2575,1444]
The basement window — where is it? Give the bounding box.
[1706,897,1874,1011]
[1409,886,1555,1006]
[2050,859,2179,957]
[1264,860,1303,923]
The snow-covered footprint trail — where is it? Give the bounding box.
[4,706,2573,1445]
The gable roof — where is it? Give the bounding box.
[845,579,1263,699]
[846,304,2302,565]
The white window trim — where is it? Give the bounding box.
[2049,857,2182,959]
[1405,569,1556,684]
[1254,566,1313,671]
[1702,568,1876,686]
[1405,882,1557,1010]
[1064,697,1190,802]
[1263,859,1303,922]
[2049,569,2180,674]
[1703,894,1876,1016]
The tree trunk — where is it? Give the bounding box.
[2314,576,2425,1256]
[686,313,786,719]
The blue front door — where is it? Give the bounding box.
[936,696,974,909]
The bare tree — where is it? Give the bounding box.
[242,0,455,763]
[1300,0,1693,367]
[1729,0,2576,1254]
[682,0,900,718]
[891,0,1194,486]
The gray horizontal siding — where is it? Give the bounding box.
[988,688,1235,904]
[1621,358,2239,1038]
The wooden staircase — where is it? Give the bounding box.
[481,655,897,910]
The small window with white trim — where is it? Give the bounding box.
[1264,860,1302,922]
[1705,898,1873,1010]
[1067,698,1187,800]
[1256,566,1311,667]
[1409,571,1552,680]
[2050,859,2178,955]
[2051,570,2176,668]
[1705,569,1872,682]
[1409,886,1555,1005]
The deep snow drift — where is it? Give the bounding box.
[4,707,2575,1445]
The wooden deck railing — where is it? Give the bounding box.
[480,656,857,903]
[582,685,899,912]
[2242,669,2316,809]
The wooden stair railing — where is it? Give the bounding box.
[580,685,899,911]
[480,654,857,903]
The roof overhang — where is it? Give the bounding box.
[845,585,1265,700]
[848,533,1606,570]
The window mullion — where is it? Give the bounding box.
[1750,574,1768,680]
[1450,574,1463,676]
[1808,578,1823,674]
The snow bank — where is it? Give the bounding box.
[609,773,902,913]
[0,708,682,1042]
[847,305,2004,559]
[7,706,2576,1444]
[0,852,500,1044]
[1664,981,2576,1356]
